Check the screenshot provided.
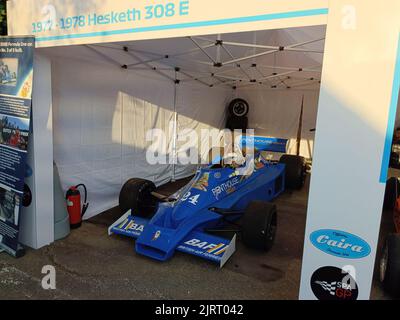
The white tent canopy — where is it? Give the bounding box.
[43,25,325,90]
[39,25,326,218]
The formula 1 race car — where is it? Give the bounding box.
[109,136,306,267]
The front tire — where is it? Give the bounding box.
[119,178,157,217]
[279,154,306,190]
[241,201,277,251]
[380,233,400,297]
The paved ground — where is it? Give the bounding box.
[0,176,392,300]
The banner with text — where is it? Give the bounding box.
[7,0,328,48]
[0,36,34,257]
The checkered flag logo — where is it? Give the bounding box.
[315,281,337,295]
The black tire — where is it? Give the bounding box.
[380,234,400,297]
[279,154,306,190]
[241,201,277,251]
[226,115,248,132]
[228,98,249,117]
[383,177,399,211]
[119,178,157,217]
[390,151,400,168]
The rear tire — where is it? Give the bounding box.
[119,178,157,217]
[380,234,400,298]
[241,201,277,251]
[279,154,306,190]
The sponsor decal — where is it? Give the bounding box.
[192,172,209,192]
[184,238,227,256]
[310,229,371,259]
[152,230,161,241]
[311,266,358,300]
[118,219,144,233]
[212,177,240,198]
[241,136,287,153]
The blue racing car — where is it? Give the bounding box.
[109,136,306,267]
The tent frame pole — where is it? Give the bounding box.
[223,41,323,53]
[85,45,123,68]
[85,35,324,90]
[124,48,175,82]
[171,70,178,182]
[188,36,217,65]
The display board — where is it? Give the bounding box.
[0,36,34,257]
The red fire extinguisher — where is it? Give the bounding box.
[66,184,89,229]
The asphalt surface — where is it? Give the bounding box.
[0,175,392,300]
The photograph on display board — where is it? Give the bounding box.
[0,58,18,86]
[0,113,29,151]
[0,186,20,225]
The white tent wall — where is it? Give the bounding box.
[174,82,232,176]
[50,53,230,219]
[236,87,319,159]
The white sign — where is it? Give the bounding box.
[299,0,400,300]
[7,0,328,48]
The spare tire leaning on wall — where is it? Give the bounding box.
[226,115,248,132]
[228,98,250,117]
[226,98,250,132]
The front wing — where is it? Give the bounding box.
[108,211,236,268]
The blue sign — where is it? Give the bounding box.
[240,136,288,153]
[310,229,371,259]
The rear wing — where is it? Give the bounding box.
[240,135,288,154]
